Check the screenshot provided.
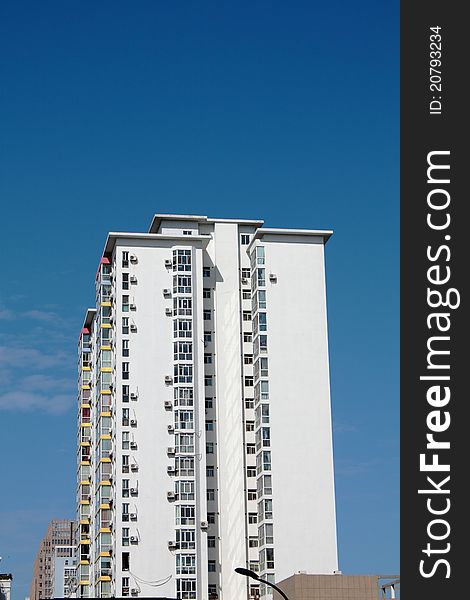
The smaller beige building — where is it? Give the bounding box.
[274,573,399,600]
[0,574,13,600]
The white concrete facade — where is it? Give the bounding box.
[75,214,337,600]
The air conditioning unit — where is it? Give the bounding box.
[164,375,173,384]
[130,392,138,400]
[130,536,138,544]
[163,288,171,296]
[130,254,138,263]
[164,400,172,410]
[130,419,137,427]
[164,259,172,267]
[130,275,138,283]
[130,588,139,595]
[200,521,209,530]
[130,512,137,520]
[165,308,173,316]
[167,540,177,549]
[167,491,176,500]
[130,488,138,495]
[130,464,138,472]
[167,465,176,474]
[269,273,277,282]
[130,442,137,450]
[167,424,174,433]
[130,324,137,332]
[130,303,136,310]
[167,446,175,455]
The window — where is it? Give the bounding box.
[174,387,194,407]
[241,234,250,245]
[183,230,193,236]
[206,420,214,431]
[122,503,129,521]
[176,480,195,501]
[122,408,130,426]
[247,444,256,454]
[122,273,129,290]
[122,252,129,268]
[205,398,213,409]
[174,297,192,316]
[208,560,216,572]
[122,339,129,357]
[203,288,211,299]
[175,433,195,453]
[174,341,193,361]
[122,385,129,403]
[245,399,254,409]
[176,578,196,599]
[259,312,267,331]
[176,554,196,575]
[208,536,216,548]
[207,489,215,501]
[174,364,193,384]
[176,529,196,550]
[243,332,252,343]
[249,536,258,548]
[205,376,213,387]
[242,268,250,279]
[122,480,129,498]
[249,562,260,574]
[206,442,215,454]
[175,409,194,430]
[176,505,195,525]
[246,420,255,431]
[204,331,212,343]
[203,309,211,321]
[257,268,266,287]
[174,319,192,338]
[242,289,251,299]
[176,457,195,477]
[206,465,215,477]
[207,512,216,524]
[247,467,256,478]
[244,354,253,364]
[243,311,252,321]
[122,432,129,450]
[122,317,129,335]
[248,512,258,524]
[122,295,129,312]
[122,455,130,474]
[173,249,192,271]
[248,489,257,501]
[204,353,212,364]
[203,267,211,277]
[122,362,129,380]
[258,290,267,309]
[173,275,192,294]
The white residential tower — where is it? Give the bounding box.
[75,214,338,600]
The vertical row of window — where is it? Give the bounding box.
[172,249,197,600]
[250,246,275,596]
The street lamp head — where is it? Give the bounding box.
[234,567,259,580]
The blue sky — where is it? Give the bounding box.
[0,2,399,598]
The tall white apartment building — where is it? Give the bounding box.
[75,214,338,600]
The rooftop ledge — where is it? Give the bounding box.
[148,213,265,233]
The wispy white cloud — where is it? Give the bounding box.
[0,390,72,414]
[0,346,66,369]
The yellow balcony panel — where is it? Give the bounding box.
[79,561,90,566]
[81,403,91,409]
[99,480,112,486]
[100,302,112,307]
[101,411,112,417]
[100,458,111,463]
[80,460,91,466]
[99,551,111,557]
[101,323,111,329]
[81,422,92,428]
[80,519,90,525]
[100,345,112,350]
[80,480,90,486]
[80,500,90,505]
[80,539,91,545]
[79,580,91,586]
[100,367,112,373]
[99,576,112,582]
[81,385,91,390]
[100,434,111,440]
[100,503,111,510]
[80,442,91,447]
[99,528,112,534]
[82,366,91,372]
[100,390,111,395]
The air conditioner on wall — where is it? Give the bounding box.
[130,392,138,400]
[165,308,173,316]
[167,491,176,500]
[200,521,209,530]
[163,288,171,296]
[130,419,137,427]
[164,259,172,267]
[130,254,138,263]
[167,424,174,432]
[167,540,177,549]
[130,275,137,283]
[130,513,137,520]
[164,375,173,384]
[130,324,137,332]
[130,303,136,310]
[164,400,172,409]
[167,447,175,454]
[130,536,138,543]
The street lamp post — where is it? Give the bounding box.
[234,567,290,600]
